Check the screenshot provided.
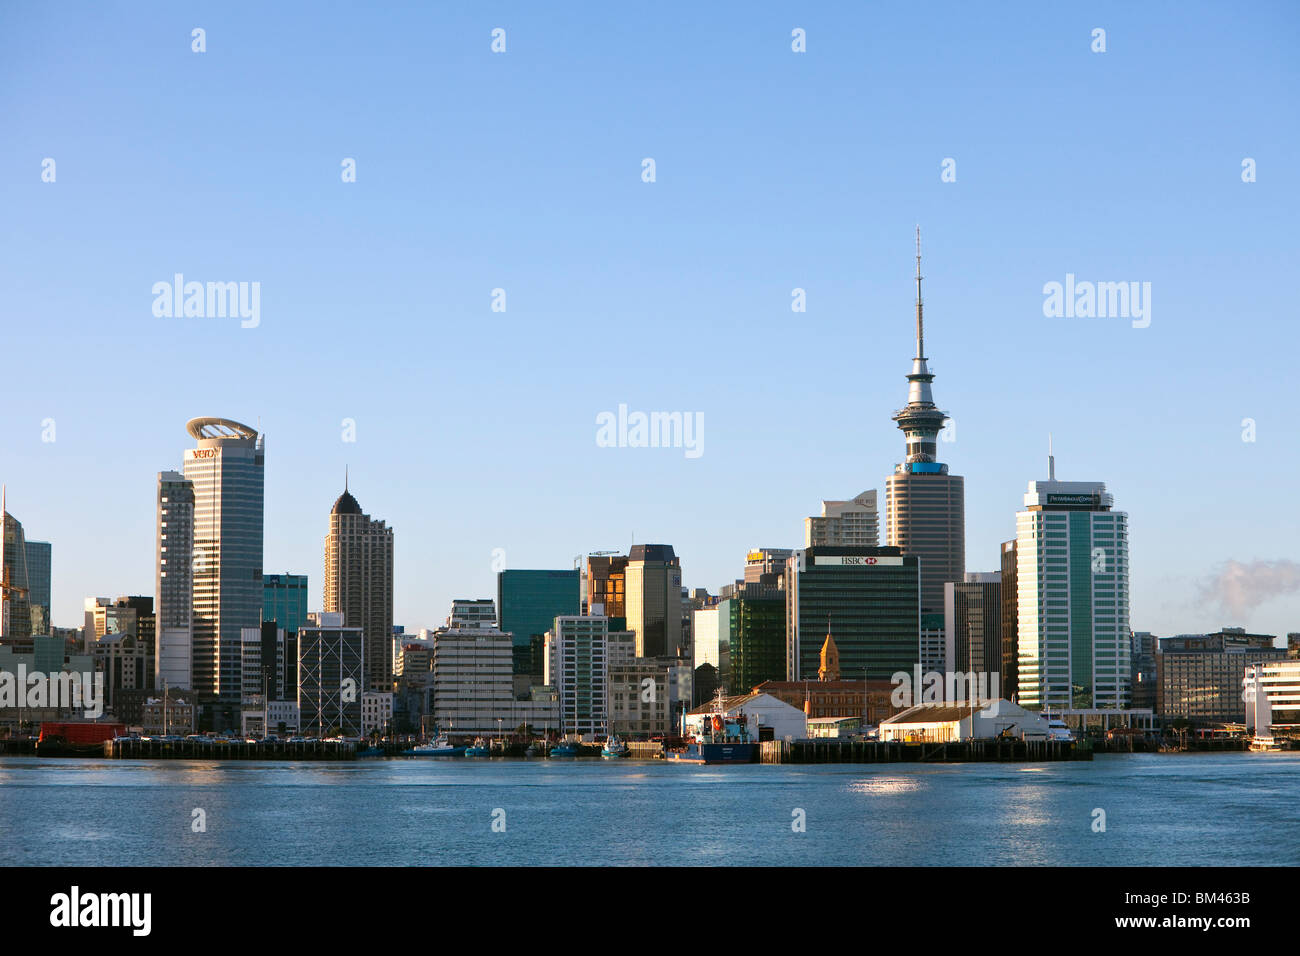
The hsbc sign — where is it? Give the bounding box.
[814,555,903,567]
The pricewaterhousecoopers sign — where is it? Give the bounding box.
[1046,494,1098,505]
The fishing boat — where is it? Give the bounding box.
[601,735,629,758]
[665,690,758,765]
[464,737,491,757]
[549,741,579,757]
[405,733,465,757]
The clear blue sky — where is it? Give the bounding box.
[2,2,1297,639]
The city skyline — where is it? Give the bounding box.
[1,4,1296,639]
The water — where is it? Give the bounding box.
[2,752,1297,866]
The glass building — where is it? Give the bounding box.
[24,540,51,635]
[264,573,309,635]
[183,417,265,729]
[497,569,579,676]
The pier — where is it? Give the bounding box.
[759,738,1090,764]
[104,737,357,760]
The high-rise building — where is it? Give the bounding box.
[24,540,51,635]
[624,545,682,658]
[1131,630,1157,711]
[1,502,32,641]
[433,624,557,736]
[784,546,920,682]
[1159,629,1284,726]
[1015,458,1131,711]
[743,548,793,583]
[183,417,265,729]
[324,482,394,694]
[585,554,628,622]
[999,540,1019,701]
[497,570,580,676]
[885,231,964,614]
[545,615,610,737]
[264,573,309,635]
[805,492,880,548]
[297,611,364,737]
[156,471,194,690]
[944,573,1002,683]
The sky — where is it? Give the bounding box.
[1,2,1297,639]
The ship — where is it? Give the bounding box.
[405,733,465,757]
[665,691,759,765]
[464,737,491,757]
[601,736,629,758]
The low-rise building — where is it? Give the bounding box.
[878,699,1051,743]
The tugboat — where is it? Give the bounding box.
[665,691,759,765]
[405,733,465,757]
[464,737,491,757]
[601,735,629,758]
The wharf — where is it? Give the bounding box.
[760,738,1090,764]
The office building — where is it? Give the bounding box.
[743,548,793,583]
[1244,659,1300,739]
[1157,629,1284,726]
[297,611,364,738]
[1,503,31,641]
[1014,461,1131,711]
[24,540,51,635]
[447,599,496,629]
[805,492,880,548]
[155,470,194,690]
[585,554,628,621]
[264,573,309,635]
[497,569,580,676]
[784,546,920,682]
[1131,631,1157,711]
[545,616,610,738]
[431,625,557,736]
[999,539,1018,701]
[324,482,394,694]
[183,417,265,728]
[944,573,1003,681]
[624,545,682,658]
[885,232,964,614]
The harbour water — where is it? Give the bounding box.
[2,752,1297,866]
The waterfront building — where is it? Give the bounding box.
[1,505,32,641]
[183,417,265,729]
[141,692,195,736]
[432,625,556,737]
[805,492,880,548]
[884,232,964,614]
[297,611,364,738]
[944,573,1003,681]
[1130,631,1157,711]
[1244,659,1300,739]
[878,699,1051,743]
[682,692,807,742]
[1014,457,1130,711]
[1156,629,1284,726]
[783,546,920,682]
[624,545,682,658]
[155,470,194,690]
[609,656,689,738]
[545,615,610,738]
[24,540,51,635]
[497,569,580,677]
[324,483,394,694]
[999,539,1018,701]
[754,679,900,725]
[264,573,309,636]
[361,691,394,735]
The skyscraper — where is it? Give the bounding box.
[183,417,265,728]
[885,230,965,614]
[624,545,682,658]
[497,569,580,676]
[156,471,194,690]
[264,573,309,635]
[944,573,1003,681]
[0,499,31,641]
[324,480,394,694]
[24,540,51,635]
[1015,453,1130,711]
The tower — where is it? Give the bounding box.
[324,476,394,694]
[818,622,841,682]
[885,229,966,614]
[183,417,265,728]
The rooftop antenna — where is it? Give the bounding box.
[345,464,349,492]
[914,225,925,360]
[1048,434,1056,481]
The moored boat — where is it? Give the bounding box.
[601,736,629,758]
[464,737,491,757]
[665,690,758,765]
[405,733,465,757]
